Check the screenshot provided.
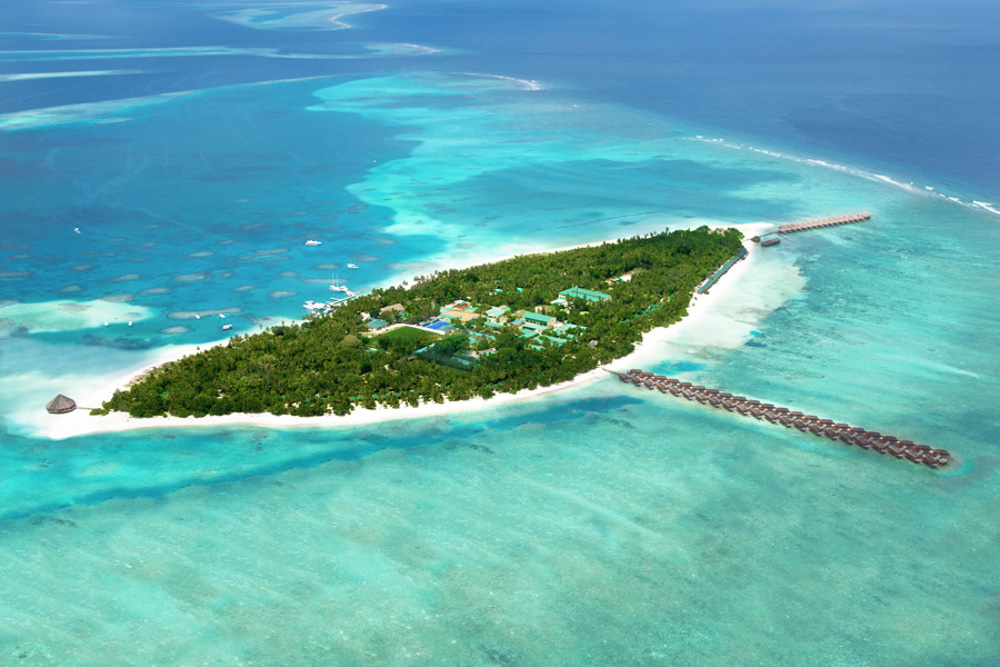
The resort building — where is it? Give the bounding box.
[522,311,558,328]
[484,305,510,323]
[559,287,611,303]
[46,394,77,414]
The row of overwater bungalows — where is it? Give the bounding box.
[614,368,950,469]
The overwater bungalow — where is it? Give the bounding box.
[46,394,77,414]
[929,450,950,466]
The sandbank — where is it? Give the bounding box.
[36,224,771,440]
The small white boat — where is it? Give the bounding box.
[194,314,201,320]
[103,321,109,327]
[219,313,226,319]
[305,239,322,246]
[303,300,325,311]
[347,263,359,270]
[128,321,133,327]
[222,324,232,331]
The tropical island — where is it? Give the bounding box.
[99,227,745,419]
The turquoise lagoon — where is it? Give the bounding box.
[1,1,999,664]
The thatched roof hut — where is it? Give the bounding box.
[46,394,77,414]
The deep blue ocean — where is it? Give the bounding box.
[1,1,998,664]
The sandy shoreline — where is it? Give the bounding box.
[36,225,769,440]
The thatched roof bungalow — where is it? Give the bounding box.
[46,394,77,414]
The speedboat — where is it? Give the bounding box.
[222,324,233,331]
[347,263,359,269]
[305,240,322,246]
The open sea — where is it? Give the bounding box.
[1,0,999,664]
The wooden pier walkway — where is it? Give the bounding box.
[778,212,870,234]
[611,369,950,469]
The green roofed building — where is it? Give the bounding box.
[559,287,611,302]
[485,306,510,318]
[523,311,554,326]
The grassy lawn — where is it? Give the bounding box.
[378,325,442,346]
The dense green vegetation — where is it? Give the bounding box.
[102,227,744,418]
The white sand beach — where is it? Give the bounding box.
[35,224,774,440]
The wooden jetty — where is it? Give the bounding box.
[609,369,950,469]
[778,212,870,235]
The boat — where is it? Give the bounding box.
[194,314,201,320]
[330,275,351,293]
[305,240,322,246]
[219,313,226,319]
[222,324,232,331]
[303,300,326,311]
[347,263,359,269]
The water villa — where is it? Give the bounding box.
[609,369,950,469]
[778,212,870,234]
[46,394,77,414]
